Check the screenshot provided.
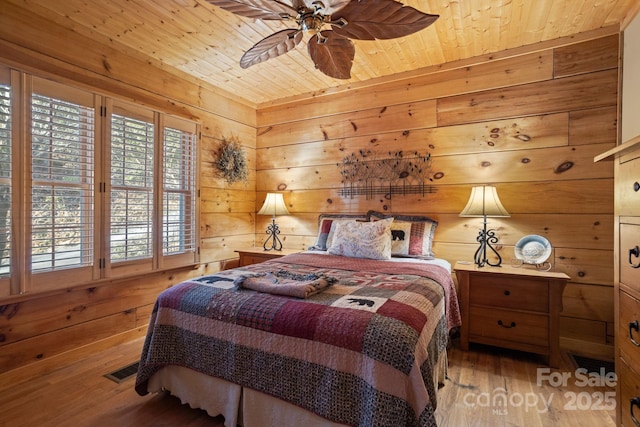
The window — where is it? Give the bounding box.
[31,92,95,272]
[106,102,199,277]
[161,116,197,268]
[0,68,199,297]
[0,69,10,292]
[110,108,155,263]
[27,78,98,291]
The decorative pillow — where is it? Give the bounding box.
[328,218,393,260]
[389,220,412,256]
[308,213,369,251]
[368,210,438,258]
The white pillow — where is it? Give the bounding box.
[308,214,369,251]
[328,218,393,260]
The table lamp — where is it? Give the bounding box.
[459,185,510,267]
[257,193,289,251]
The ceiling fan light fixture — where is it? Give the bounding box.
[300,13,324,32]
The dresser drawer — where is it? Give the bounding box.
[469,275,548,312]
[469,306,549,347]
[618,157,640,216]
[619,360,640,427]
[620,223,640,293]
[619,290,640,371]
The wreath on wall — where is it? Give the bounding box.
[215,137,249,185]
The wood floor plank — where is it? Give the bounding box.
[1,338,616,427]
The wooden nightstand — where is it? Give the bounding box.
[454,262,569,368]
[235,247,302,267]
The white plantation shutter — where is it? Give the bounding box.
[110,109,155,262]
[162,119,196,258]
[31,86,95,273]
[0,77,10,278]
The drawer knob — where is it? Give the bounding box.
[630,320,640,347]
[503,290,510,296]
[631,397,640,426]
[497,320,516,328]
[635,182,640,192]
[630,246,640,269]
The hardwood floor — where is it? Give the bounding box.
[436,343,616,427]
[0,337,616,427]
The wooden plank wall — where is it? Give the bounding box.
[0,6,256,377]
[256,33,619,360]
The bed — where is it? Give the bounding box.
[135,213,461,427]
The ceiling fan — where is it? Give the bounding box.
[205,0,439,79]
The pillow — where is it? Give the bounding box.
[308,213,369,251]
[389,220,412,256]
[368,210,438,258]
[328,218,393,260]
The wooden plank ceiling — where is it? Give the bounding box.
[12,0,640,106]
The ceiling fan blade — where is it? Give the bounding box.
[307,31,354,79]
[331,0,438,40]
[240,29,303,68]
[205,0,296,20]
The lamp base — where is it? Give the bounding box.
[263,218,283,251]
[473,218,503,267]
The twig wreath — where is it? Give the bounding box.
[215,136,249,184]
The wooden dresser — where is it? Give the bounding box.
[454,262,569,368]
[597,137,640,426]
[235,247,301,267]
[596,14,640,426]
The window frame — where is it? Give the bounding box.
[27,76,100,293]
[105,99,157,278]
[0,67,12,297]
[158,114,199,270]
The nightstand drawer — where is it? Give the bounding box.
[469,275,549,312]
[469,306,549,347]
[621,223,640,293]
[619,290,640,370]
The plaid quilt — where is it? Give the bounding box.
[135,253,461,427]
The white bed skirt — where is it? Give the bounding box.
[146,351,448,427]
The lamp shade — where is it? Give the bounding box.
[257,193,290,217]
[459,186,510,217]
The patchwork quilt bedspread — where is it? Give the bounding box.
[135,253,461,427]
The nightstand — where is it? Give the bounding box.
[235,247,302,267]
[454,262,569,368]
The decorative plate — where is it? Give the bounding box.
[514,235,552,265]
